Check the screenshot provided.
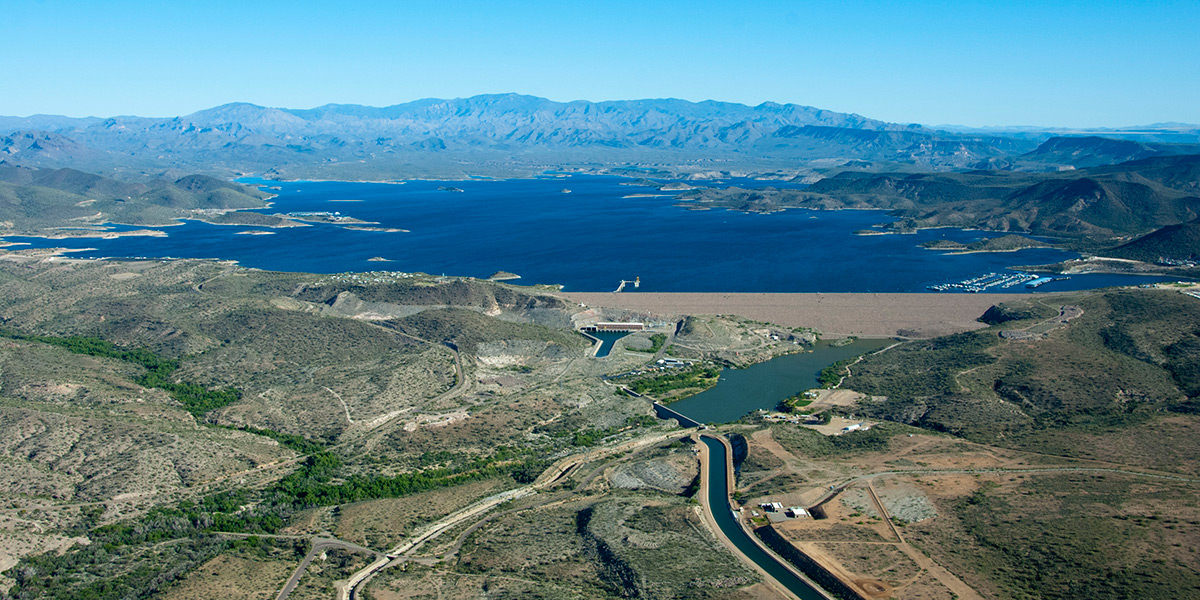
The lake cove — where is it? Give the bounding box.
[1,176,1178,293]
[668,339,892,424]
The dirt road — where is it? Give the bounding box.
[341,428,687,599]
[272,537,384,600]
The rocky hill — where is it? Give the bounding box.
[677,154,1200,240]
[0,165,269,233]
[1103,218,1200,261]
[1021,135,1200,169]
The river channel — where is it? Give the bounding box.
[701,436,827,599]
[667,339,892,424]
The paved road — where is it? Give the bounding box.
[652,326,677,362]
[428,428,677,565]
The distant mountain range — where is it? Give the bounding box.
[3,94,1197,181]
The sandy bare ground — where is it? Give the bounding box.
[562,292,1018,338]
[805,389,868,412]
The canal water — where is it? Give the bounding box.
[586,331,631,357]
[701,436,828,599]
[668,339,892,424]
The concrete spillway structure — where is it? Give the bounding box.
[582,322,645,332]
[651,402,703,428]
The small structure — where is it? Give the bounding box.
[584,322,645,332]
[999,330,1041,340]
[759,502,809,522]
[841,423,862,433]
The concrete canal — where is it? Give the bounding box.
[701,435,829,599]
[583,330,632,357]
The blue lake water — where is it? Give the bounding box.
[3,175,1180,292]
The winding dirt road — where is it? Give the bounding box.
[339,428,687,599]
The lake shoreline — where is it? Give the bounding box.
[4,176,1184,294]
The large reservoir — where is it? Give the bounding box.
[5,175,1177,293]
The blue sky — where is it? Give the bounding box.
[6,0,1199,127]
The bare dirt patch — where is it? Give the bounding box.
[609,452,698,494]
[874,479,938,524]
[157,552,294,600]
[321,479,515,550]
[803,416,876,436]
[806,389,867,411]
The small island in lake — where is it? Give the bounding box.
[660,182,696,191]
[342,226,409,232]
[921,234,1053,253]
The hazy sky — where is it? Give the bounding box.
[6,0,1199,127]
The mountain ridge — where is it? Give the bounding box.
[3,94,1199,181]
[676,154,1200,240]
[0,165,269,233]
[1022,136,1200,168]
[1103,217,1200,261]
[0,95,1027,179]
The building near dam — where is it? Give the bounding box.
[583,322,645,332]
